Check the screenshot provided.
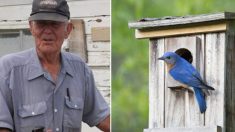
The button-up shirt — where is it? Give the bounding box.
[0,48,109,132]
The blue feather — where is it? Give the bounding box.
[193,87,207,113]
[159,52,214,113]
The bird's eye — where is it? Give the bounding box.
[166,56,171,59]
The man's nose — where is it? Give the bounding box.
[43,25,53,34]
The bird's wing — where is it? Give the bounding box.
[169,59,203,88]
[169,67,201,87]
[180,58,203,80]
[179,58,214,90]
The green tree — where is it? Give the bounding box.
[112,0,235,131]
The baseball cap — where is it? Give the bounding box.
[29,0,70,22]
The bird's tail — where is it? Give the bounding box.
[201,84,215,90]
[193,87,207,113]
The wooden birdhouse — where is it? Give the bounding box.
[128,12,235,132]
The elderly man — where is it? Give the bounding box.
[0,0,110,132]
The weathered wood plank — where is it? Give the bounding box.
[0,21,29,29]
[0,0,98,6]
[0,0,32,6]
[134,23,226,39]
[83,16,110,35]
[224,21,235,132]
[164,35,204,127]
[164,38,186,127]
[144,126,222,132]
[0,5,31,20]
[128,12,235,29]
[0,0,110,20]
[0,16,110,31]
[204,33,225,130]
[91,27,110,42]
[149,38,165,128]
[69,0,110,17]
[87,35,110,52]
[82,122,102,132]
[92,68,110,87]
[192,35,205,126]
[68,19,87,62]
[0,16,110,33]
[97,86,110,104]
[230,29,235,132]
[87,51,110,66]
[165,37,185,127]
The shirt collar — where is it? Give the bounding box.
[60,51,74,77]
[27,48,44,80]
[27,49,74,81]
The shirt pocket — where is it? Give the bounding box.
[63,96,83,129]
[18,101,47,128]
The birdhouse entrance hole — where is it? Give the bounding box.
[175,48,193,64]
[167,48,194,93]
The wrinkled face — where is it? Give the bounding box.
[29,20,72,55]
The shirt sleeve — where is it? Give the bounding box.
[82,67,110,127]
[0,76,14,130]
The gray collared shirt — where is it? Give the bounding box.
[0,48,109,132]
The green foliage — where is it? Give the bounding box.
[112,0,235,131]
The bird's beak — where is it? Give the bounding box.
[158,57,165,60]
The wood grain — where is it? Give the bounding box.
[134,23,226,39]
[0,0,103,6]
[144,126,222,132]
[83,16,110,35]
[164,35,204,127]
[149,38,165,128]
[133,12,235,132]
[68,19,87,62]
[98,86,110,104]
[224,21,235,132]
[0,0,110,20]
[129,12,235,29]
[91,27,110,42]
[204,33,225,130]
[87,35,110,52]
[88,51,110,66]
[92,68,110,87]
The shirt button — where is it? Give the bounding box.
[56,128,59,131]
[54,109,58,113]
[32,112,35,115]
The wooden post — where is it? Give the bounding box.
[68,19,87,62]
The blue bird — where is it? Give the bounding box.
[158,52,214,113]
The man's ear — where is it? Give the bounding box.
[65,22,73,39]
[29,21,35,36]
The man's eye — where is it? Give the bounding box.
[52,22,63,26]
[35,21,45,26]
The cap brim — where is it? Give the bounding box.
[29,12,68,22]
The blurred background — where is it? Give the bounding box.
[112,0,235,131]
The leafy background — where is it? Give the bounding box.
[112,0,235,131]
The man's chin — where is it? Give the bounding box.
[37,47,59,54]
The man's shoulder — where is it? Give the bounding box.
[62,51,86,64]
[0,49,33,78]
[0,49,33,70]
[62,52,92,74]
[0,49,33,66]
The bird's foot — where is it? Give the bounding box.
[168,86,193,93]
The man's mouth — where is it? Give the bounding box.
[42,38,54,43]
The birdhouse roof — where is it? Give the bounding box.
[129,12,235,39]
[128,12,235,30]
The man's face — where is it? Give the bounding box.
[29,20,72,55]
